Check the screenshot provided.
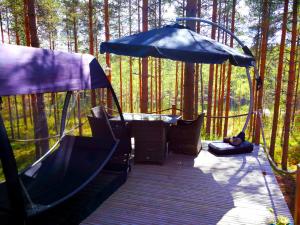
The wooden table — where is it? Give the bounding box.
[110,113,182,164]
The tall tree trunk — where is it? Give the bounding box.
[158,59,162,112]
[7,97,14,139]
[27,0,49,158]
[141,0,148,113]
[254,0,269,145]
[223,0,236,137]
[180,62,184,112]
[14,15,28,130]
[0,10,4,43]
[194,0,201,116]
[206,0,217,133]
[158,0,162,112]
[6,8,10,44]
[14,96,20,139]
[213,64,219,134]
[281,0,298,170]
[88,0,96,107]
[137,0,142,112]
[117,1,123,110]
[71,6,82,136]
[292,42,300,128]
[104,0,112,111]
[23,0,31,46]
[251,15,262,141]
[154,59,158,111]
[129,0,133,112]
[150,58,153,112]
[269,0,289,158]
[183,0,197,120]
[175,61,179,108]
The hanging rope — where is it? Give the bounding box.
[257,111,297,175]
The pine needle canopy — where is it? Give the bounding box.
[100,24,255,67]
[0,44,110,96]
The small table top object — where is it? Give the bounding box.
[110,113,181,124]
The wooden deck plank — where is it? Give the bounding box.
[81,144,293,225]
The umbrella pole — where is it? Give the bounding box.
[176,17,261,135]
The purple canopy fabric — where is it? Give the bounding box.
[0,44,109,96]
[100,24,255,67]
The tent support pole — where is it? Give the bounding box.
[0,112,26,221]
[60,91,72,137]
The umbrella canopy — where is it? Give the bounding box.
[0,44,110,96]
[100,24,254,67]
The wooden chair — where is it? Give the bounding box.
[130,120,167,164]
[168,113,205,156]
[89,106,132,172]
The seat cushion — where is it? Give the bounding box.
[208,141,253,156]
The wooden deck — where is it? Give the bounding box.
[81,143,293,225]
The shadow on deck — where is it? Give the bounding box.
[81,143,293,225]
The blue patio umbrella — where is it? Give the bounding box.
[100,23,255,67]
[100,19,260,156]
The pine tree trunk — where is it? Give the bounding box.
[223,0,236,137]
[183,0,197,120]
[180,62,184,113]
[150,58,153,112]
[27,0,49,158]
[14,96,20,139]
[88,0,96,107]
[71,6,82,135]
[213,64,219,134]
[14,15,28,131]
[206,0,217,133]
[23,0,31,46]
[269,0,289,158]
[281,0,298,170]
[251,18,261,141]
[139,58,142,111]
[194,0,201,116]
[7,97,15,139]
[104,0,112,112]
[6,8,10,44]
[129,0,133,112]
[155,59,158,111]
[0,10,4,43]
[158,59,162,112]
[254,0,269,145]
[175,61,179,108]
[292,44,300,128]
[118,1,123,110]
[141,0,148,113]
[158,0,162,112]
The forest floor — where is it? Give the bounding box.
[275,173,296,217]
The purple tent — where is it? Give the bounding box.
[0,44,127,222]
[0,44,110,96]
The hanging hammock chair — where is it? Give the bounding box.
[0,44,129,223]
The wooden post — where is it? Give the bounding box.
[172,105,176,116]
[295,164,300,225]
